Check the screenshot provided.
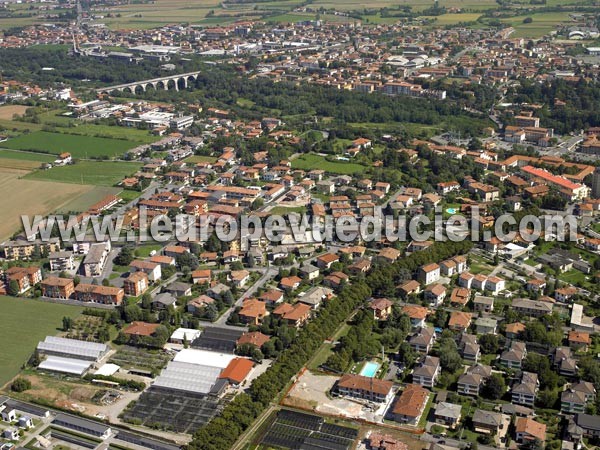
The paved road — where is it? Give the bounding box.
[214,264,278,325]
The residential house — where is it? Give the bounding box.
[512,372,539,407]
[418,263,440,285]
[472,409,504,434]
[424,284,446,307]
[280,275,302,291]
[41,277,75,299]
[512,298,553,317]
[335,374,393,403]
[412,355,440,388]
[409,327,435,353]
[49,251,75,272]
[191,269,212,285]
[402,305,428,328]
[391,384,430,425]
[74,284,124,305]
[475,317,497,335]
[272,302,312,327]
[130,260,162,282]
[460,334,480,363]
[239,298,268,325]
[515,417,546,445]
[569,330,592,351]
[123,271,149,297]
[458,364,492,397]
[500,341,527,369]
[473,295,494,313]
[398,280,421,298]
[434,402,462,429]
[448,312,472,333]
[553,346,578,377]
[369,298,394,321]
[82,242,110,277]
[299,263,320,281]
[229,270,250,288]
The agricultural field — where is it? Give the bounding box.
[0,168,93,240]
[0,131,137,158]
[498,11,575,38]
[0,149,54,170]
[0,105,30,120]
[0,296,83,387]
[422,12,482,25]
[291,154,365,175]
[56,186,123,214]
[25,161,143,186]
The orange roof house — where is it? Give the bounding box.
[236,331,270,348]
[219,358,254,385]
[238,298,268,325]
[448,312,472,332]
[123,321,160,336]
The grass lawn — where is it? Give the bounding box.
[135,244,163,258]
[0,296,83,387]
[558,270,589,286]
[25,161,142,186]
[118,189,143,203]
[0,149,55,163]
[184,155,217,164]
[0,131,137,158]
[291,154,365,175]
[269,205,307,215]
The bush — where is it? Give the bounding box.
[11,377,31,393]
[523,17,533,23]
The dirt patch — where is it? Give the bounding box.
[359,425,426,450]
[0,105,29,120]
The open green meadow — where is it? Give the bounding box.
[0,296,83,387]
[498,11,575,38]
[25,161,142,186]
[291,154,365,175]
[56,186,123,213]
[0,131,138,158]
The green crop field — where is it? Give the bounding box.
[0,149,55,163]
[0,131,138,158]
[0,296,83,387]
[25,161,143,186]
[56,186,123,214]
[498,11,574,38]
[291,154,365,175]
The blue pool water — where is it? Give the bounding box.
[360,361,380,378]
[446,208,457,214]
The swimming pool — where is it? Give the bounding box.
[446,208,457,214]
[360,361,380,378]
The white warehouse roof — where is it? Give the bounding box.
[153,361,221,394]
[173,349,235,369]
[37,336,109,361]
[170,328,202,342]
[38,356,92,376]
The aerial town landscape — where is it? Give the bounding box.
[0,0,600,449]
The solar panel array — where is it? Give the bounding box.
[260,410,358,450]
[191,327,244,353]
[122,389,221,433]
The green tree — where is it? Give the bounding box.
[482,373,506,400]
[11,377,31,393]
